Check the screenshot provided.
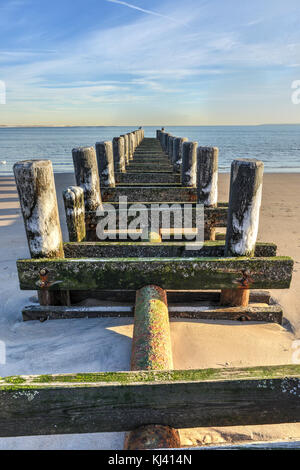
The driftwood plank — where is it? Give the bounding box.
[1,365,300,437]
[22,303,282,323]
[63,241,277,259]
[17,257,293,291]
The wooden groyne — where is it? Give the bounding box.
[5,126,296,449]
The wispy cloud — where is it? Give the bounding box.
[105,0,185,25]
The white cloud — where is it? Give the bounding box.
[105,0,185,24]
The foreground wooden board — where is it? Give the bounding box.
[63,241,277,259]
[22,303,283,323]
[17,256,293,290]
[1,365,300,437]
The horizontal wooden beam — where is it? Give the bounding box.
[1,365,300,437]
[115,173,180,184]
[101,187,196,202]
[63,241,277,258]
[85,203,228,229]
[22,303,283,323]
[17,256,293,291]
[69,289,272,304]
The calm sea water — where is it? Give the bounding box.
[0,125,300,175]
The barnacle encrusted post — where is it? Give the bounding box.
[13,159,67,306]
[221,158,264,307]
[197,146,219,240]
[120,134,129,165]
[113,136,126,173]
[124,285,180,450]
[181,141,197,187]
[173,136,188,173]
[95,141,116,188]
[63,186,86,242]
[72,146,102,210]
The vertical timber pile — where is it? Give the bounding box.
[220,158,264,307]
[197,146,219,240]
[72,146,102,241]
[63,186,86,242]
[181,141,197,187]
[120,134,129,165]
[113,136,126,173]
[124,285,180,450]
[95,141,116,188]
[13,160,69,306]
[173,137,188,173]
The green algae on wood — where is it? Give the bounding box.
[17,256,294,291]
[1,365,300,437]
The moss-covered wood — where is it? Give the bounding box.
[1,364,300,437]
[21,303,283,323]
[17,256,293,291]
[101,187,197,202]
[115,172,180,184]
[63,241,277,259]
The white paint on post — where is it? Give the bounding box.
[225,158,264,257]
[197,147,218,207]
[13,159,64,258]
[95,141,116,188]
[72,146,102,211]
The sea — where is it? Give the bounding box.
[0,124,300,175]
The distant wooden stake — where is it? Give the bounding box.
[13,159,69,306]
[181,141,197,187]
[173,137,188,172]
[72,146,102,210]
[113,136,126,173]
[120,134,129,165]
[124,285,180,450]
[197,146,219,240]
[220,158,264,307]
[95,141,116,188]
[63,186,86,242]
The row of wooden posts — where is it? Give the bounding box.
[5,129,296,449]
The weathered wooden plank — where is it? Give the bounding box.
[1,365,300,437]
[21,303,282,323]
[63,241,277,259]
[85,203,228,231]
[115,173,180,184]
[101,187,197,202]
[69,289,271,304]
[17,256,293,291]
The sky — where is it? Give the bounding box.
[0,0,300,126]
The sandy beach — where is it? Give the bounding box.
[0,172,299,449]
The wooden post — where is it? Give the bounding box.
[162,133,170,152]
[167,135,174,160]
[72,146,102,210]
[220,158,264,307]
[63,186,86,242]
[113,136,126,173]
[121,134,129,165]
[124,285,180,450]
[95,141,116,188]
[13,159,69,306]
[127,133,134,160]
[173,137,188,172]
[197,146,219,240]
[181,141,197,187]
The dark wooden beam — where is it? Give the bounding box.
[1,365,300,437]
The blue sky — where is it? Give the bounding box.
[0,0,300,125]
